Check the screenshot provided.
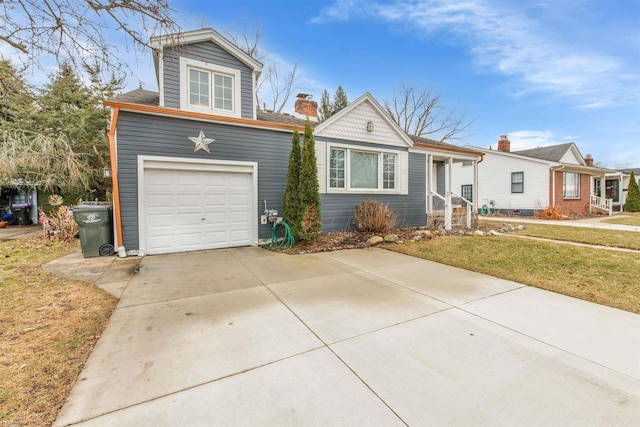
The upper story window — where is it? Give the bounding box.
[329,147,398,192]
[180,57,241,118]
[563,172,580,198]
[511,171,524,193]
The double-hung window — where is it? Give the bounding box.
[563,172,580,198]
[511,172,524,193]
[329,148,397,191]
[461,185,473,202]
[180,57,241,117]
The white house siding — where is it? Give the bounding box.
[315,100,408,148]
[452,152,550,214]
[559,149,582,165]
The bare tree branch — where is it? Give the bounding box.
[384,81,474,143]
[0,0,180,76]
[225,23,301,113]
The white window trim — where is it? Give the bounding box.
[563,171,581,199]
[326,143,404,194]
[180,57,242,118]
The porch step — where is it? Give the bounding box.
[427,210,478,229]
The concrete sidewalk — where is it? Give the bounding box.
[481,214,640,232]
[50,247,640,426]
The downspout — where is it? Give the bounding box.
[550,165,565,208]
[108,107,124,248]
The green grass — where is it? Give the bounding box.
[480,220,640,250]
[389,235,640,314]
[602,212,640,226]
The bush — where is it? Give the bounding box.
[39,205,78,240]
[535,205,564,220]
[354,200,396,233]
[624,171,640,212]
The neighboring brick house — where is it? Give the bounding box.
[451,135,622,216]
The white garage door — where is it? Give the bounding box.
[142,164,254,255]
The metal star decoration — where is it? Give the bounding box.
[189,130,215,153]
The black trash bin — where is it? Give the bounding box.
[12,205,32,225]
[72,204,114,258]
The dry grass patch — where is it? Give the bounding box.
[482,220,640,250]
[602,212,640,226]
[0,237,117,426]
[389,236,640,314]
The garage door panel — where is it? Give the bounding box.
[203,194,226,207]
[144,165,254,255]
[176,199,203,210]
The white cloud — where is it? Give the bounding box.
[311,0,640,108]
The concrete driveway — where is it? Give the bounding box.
[52,247,640,426]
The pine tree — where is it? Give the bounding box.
[333,85,348,114]
[319,89,333,121]
[298,120,321,241]
[624,171,640,212]
[0,60,35,129]
[282,127,303,237]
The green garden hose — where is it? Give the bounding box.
[270,221,295,250]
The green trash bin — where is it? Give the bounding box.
[12,205,32,225]
[72,205,114,258]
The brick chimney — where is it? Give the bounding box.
[294,93,318,122]
[584,154,594,166]
[497,134,511,152]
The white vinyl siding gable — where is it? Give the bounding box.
[315,100,410,148]
[559,149,582,165]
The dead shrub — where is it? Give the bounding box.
[39,205,78,240]
[354,200,396,233]
[535,205,564,220]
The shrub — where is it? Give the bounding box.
[298,120,321,241]
[535,205,564,220]
[282,127,303,237]
[354,200,396,233]
[624,171,640,212]
[39,205,78,240]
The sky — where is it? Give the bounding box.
[10,0,638,169]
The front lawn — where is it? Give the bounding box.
[0,237,117,426]
[602,212,640,226]
[388,235,640,314]
[481,220,640,250]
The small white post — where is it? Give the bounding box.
[445,192,452,231]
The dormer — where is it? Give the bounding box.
[150,29,262,120]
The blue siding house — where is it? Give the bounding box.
[104,28,482,255]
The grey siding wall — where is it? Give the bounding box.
[115,111,291,250]
[320,152,426,232]
[161,41,254,118]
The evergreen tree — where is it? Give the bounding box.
[319,89,333,121]
[0,59,35,129]
[333,85,348,114]
[35,62,111,200]
[298,120,321,241]
[624,171,640,212]
[282,127,303,237]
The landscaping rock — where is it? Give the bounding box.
[489,230,501,236]
[474,230,485,236]
[384,234,400,243]
[419,230,433,239]
[367,236,384,246]
[517,225,526,230]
